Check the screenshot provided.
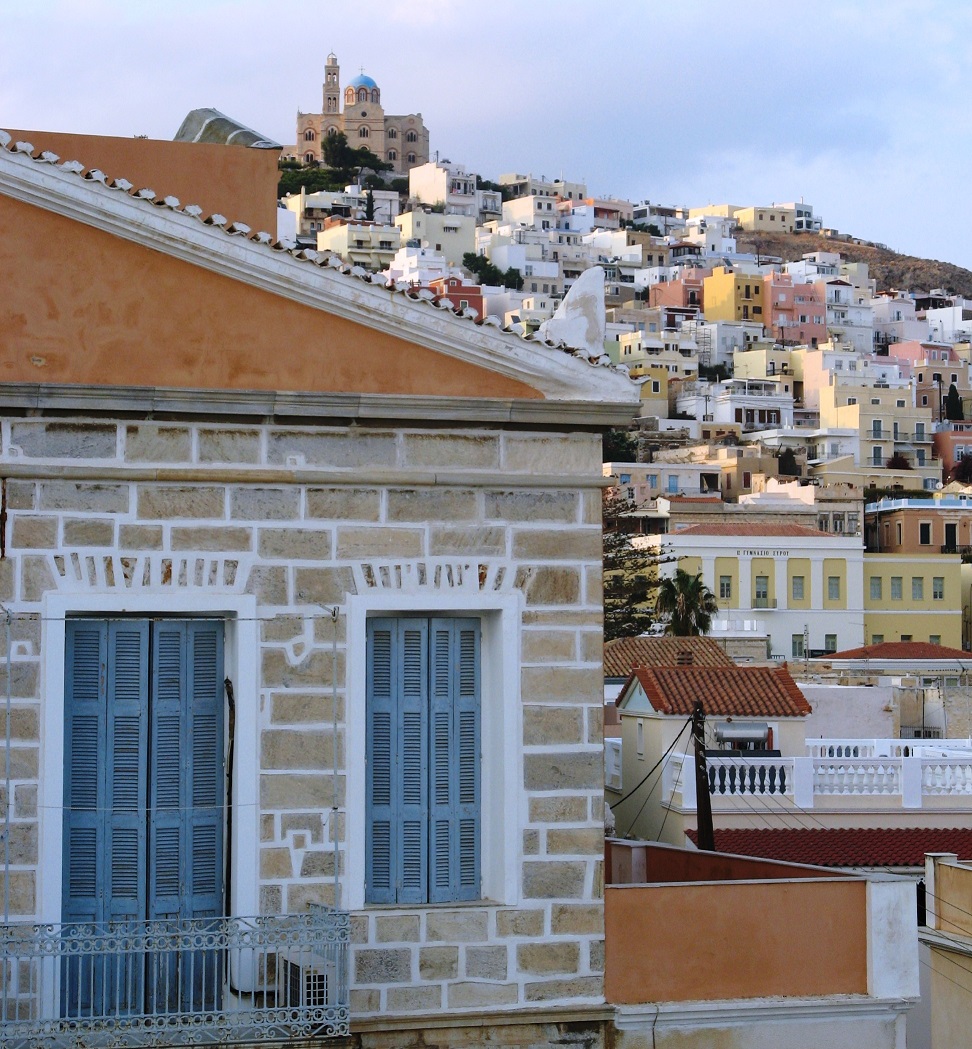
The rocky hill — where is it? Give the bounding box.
[733,231,972,298]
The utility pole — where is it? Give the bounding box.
[692,700,715,852]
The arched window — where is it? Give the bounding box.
[303,129,316,141]
[407,152,416,164]
[371,89,379,103]
[359,126,370,138]
[357,88,368,102]
[387,128,397,140]
[304,152,315,163]
[388,149,397,161]
[326,99,335,112]
[406,130,417,143]
[326,126,338,135]
[345,87,355,104]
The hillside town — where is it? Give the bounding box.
[3,46,972,1049]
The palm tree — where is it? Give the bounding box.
[655,569,719,636]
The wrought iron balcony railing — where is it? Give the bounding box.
[0,908,349,1048]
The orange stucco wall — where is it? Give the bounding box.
[5,129,280,235]
[0,194,541,400]
[604,880,868,1003]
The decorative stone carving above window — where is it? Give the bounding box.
[49,552,250,592]
[351,558,511,594]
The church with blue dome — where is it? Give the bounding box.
[295,53,429,175]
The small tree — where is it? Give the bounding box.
[603,491,659,642]
[655,569,719,636]
[777,447,799,476]
[364,189,375,222]
[603,429,637,462]
[887,452,912,470]
[951,453,972,484]
[503,267,524,290]
[946,383,964,421]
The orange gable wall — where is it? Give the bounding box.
[0,194,542,400]
[5,129,280,236]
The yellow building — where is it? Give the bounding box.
[734,206,796,233]
[820,381,939,486]
[702,266,766,325]
[315,220,401,271]
[863,554,962,647]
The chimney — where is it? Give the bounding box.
[677,648,693,666]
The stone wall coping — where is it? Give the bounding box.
[0,383,637,427]
[351,1004,613,1032]
[0,462,611,489]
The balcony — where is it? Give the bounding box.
[666,739,972,811]
[751,597,777,609]
[0,908,350,1048]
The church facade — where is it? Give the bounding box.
[296,53,430,175]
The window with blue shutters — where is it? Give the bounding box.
[61,618,225,1017]
[366,617,480,904]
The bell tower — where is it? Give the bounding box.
[323,52,340,115]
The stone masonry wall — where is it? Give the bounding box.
[0,416,606,1018]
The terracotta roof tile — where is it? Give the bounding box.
[674,523,828,538]
[604,636,734,677]
[824,641,970,661]
[686,827,972,868]
[627,664,811,717]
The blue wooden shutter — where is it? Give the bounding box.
[149,621,224,922]
[148,620,224,1012]
[62,621,108,931]
[149,621,186,924]
[366,620,397,904]
[185,621,224,922]
[428,619,480,903]
[105,622,150,925]
[397,620,429,904]
[62,621,108,1018]
[63,620,149,1017]
[366,618,429,904]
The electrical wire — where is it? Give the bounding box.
[612,716,692,809]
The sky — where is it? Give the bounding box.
[3,0,972,267]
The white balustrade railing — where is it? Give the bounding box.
[664,744,972,811]
[813,758,901,795]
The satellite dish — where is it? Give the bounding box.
[937,482,944,490]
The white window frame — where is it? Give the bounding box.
[346,588,523,911]
[39,591,260,926]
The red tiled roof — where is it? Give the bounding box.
[685,827,972,868]
[626,664,811,717]
[673,523,827,537]
[823,641,970,661]
[604,636,734,677]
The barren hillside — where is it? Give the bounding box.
[733,231,972,298]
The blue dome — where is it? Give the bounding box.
[348,73,377,90]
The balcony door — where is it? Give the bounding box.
[61,618,225,1017]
